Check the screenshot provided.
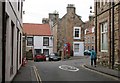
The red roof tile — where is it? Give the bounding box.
[23,23,51,36]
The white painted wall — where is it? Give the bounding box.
[5,1,23,81]
[73,42,84,56]
[34,36,53,55]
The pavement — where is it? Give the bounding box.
[84,64,120,80]
[12,56,120,82]
[12,60,37,82]
[69,56,120,80]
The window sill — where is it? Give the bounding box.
[101,50,108,52]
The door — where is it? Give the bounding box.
[73,42,84,56]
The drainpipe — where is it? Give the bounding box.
[95,2,97,54]
[111,1,114,69]
[109,2,112,67]
[2,2,6,82]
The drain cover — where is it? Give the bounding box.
[59,65,79,72]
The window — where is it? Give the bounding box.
[43,37,49,46]
[84,36,86,43]
[27,37,33,46]
[35,49,41,55]
[100,0,104,7]
[88,46,90,50]
[43,49,49,55]
[73,27,81,39]
[92,46,94,49]
[98,2,100,8]
[75,29,79,37]
[88,37,90,43]
[74,44,79,52]
[84,46,86,50]
[100,22,108,51]
[92,36,95,43]
[92,27,95,33]
[85,29,87,34]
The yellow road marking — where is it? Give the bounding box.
[33,66,42,83]
[33,66,39,82]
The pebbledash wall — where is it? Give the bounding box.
[5,1,23,81]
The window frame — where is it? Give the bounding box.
[27,37,33,46]
[43,37,49,46]
[100,22,108,52]
[73,27,81,39]
[43,49,49,55]
[74,44,79,52]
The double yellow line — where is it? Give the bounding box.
[33,66,42,83]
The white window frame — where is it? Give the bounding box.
[74,44,79,52]
[100,22,108,52]
[73,27,81,39]
[85,29,87,34]
[92,27,95,33]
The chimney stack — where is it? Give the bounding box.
[67,4,76,14]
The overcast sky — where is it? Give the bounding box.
[23,0,94,24]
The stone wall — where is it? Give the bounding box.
[96,2,120,67]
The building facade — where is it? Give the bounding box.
[0,0,23,81]
[84,16,95,51]
[23,23,53,59]
[42,12,60,54]
[95,0,120,68]
[54,4,84,57]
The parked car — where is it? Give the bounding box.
[84,50,91,56]
[49,53,61,61]
[34,54,46,62]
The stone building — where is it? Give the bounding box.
[42,12,60,53]
[0,0,23,82]
[53,4,84,57]
[84,15,95,51]
[94,0,120,68]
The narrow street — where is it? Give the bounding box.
[33,57,118,81]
